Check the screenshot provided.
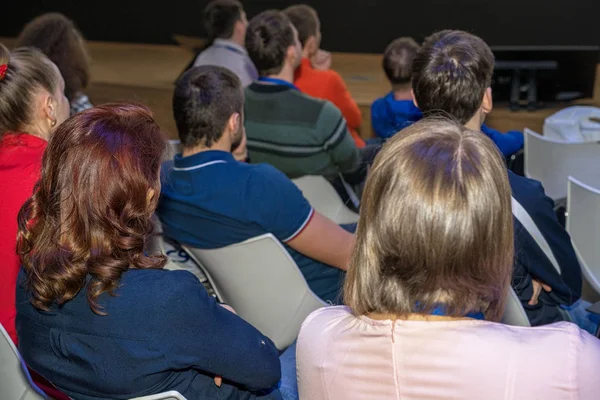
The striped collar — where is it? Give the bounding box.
[173,150,234,171]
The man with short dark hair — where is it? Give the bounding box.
[193,0,257,87]
[284,5,365,148]
[159,65,355,304]
[371,36,523,158]
[412,30,586,328]
[243,10,364,186]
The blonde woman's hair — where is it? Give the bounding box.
[344,117,514,322]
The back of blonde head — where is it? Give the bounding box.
[344,118,514,322]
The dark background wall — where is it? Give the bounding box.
[4,0,599,52]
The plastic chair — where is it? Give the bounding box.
[544,106,600,141]
[181,234,327,350]
[292,175,359,224]
[167,140,182,159]
[524,128,600,201]
[129,391,188,400]
[566,177,600,297]
[0,324,48,400]
[501,287,531,327]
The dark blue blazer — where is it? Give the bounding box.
[509,172,582,325]
[16,269,282,400]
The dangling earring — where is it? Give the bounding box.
[51,119,57,128]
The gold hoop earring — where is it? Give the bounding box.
[51,119,57,128]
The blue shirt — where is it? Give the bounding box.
[371,93,524,156]
[16,269,282,400]
[158,150,344,302]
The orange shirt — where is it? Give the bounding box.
[294,58,365,148]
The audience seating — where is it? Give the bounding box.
[567,177,600,298]
[168,139,182,158]
[502,288,531,327]
[524,128,600,201]
[0,324,47,400]
[292,175,359,224]
[181,233,327,350]
[544,106,600,141]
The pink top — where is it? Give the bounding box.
[297,306,600,400]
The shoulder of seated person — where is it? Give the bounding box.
[247,162,291,183]
[302,305,353,327]
[508,171,547,203]
[122,268,200,288]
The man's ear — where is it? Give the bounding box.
[227,112,241,136]
[411,89,419,109]
[304,35,318,56]
[481,87,493,115]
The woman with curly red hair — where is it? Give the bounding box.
[15,104,283,400]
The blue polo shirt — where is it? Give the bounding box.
[158,150,344,302]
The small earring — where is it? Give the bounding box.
[51,119,57,128]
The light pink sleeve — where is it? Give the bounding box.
[576,327,600,398]
[297,308,336,400]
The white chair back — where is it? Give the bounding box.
[129,390,188,400]
[167,140,182,160]
[566,177,600,297]
[524,128,600,200]
[501,287,531,327]
[544,106,600,142]
[182,234,327,350]
[0,324,47,400]
[292,175,359,224]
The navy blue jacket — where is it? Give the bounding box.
[509,172,582,325]
[16,269,282,400]
[371,93,524,156]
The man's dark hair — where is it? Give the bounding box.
[204,0,244,40]
[412,30,495,124]
[383,37,420,85]
[284,5,319,47]
[245,10,295,76]
[173,65,244,148]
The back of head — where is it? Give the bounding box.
[344,118,513,322]
[17,12,90,101]
[0,44,60,135]
[17,103,168,314]
[412,30,495,124]
[284,5,319,48]
[173,65,243,148]
[245,10,295,76]
[383,37,420,85]
[203,0,244,40]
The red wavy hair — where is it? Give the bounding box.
[17,103,168,314]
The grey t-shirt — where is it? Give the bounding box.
[193,39,258,87]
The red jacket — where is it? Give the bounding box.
[294,58,365,147]
[0,133,46,345]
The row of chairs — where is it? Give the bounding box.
[524,128,600,202]
[1,138,537,400]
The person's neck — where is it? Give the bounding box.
[227,32,245,47]
[367,312,476,322]
[182,140,231,158]
[464,112,484,131]
[265,66,295,84]
[392,84,413,101]
[20,123,49,141]
[302,47,313,60]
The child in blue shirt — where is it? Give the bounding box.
[371,37,524,157]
